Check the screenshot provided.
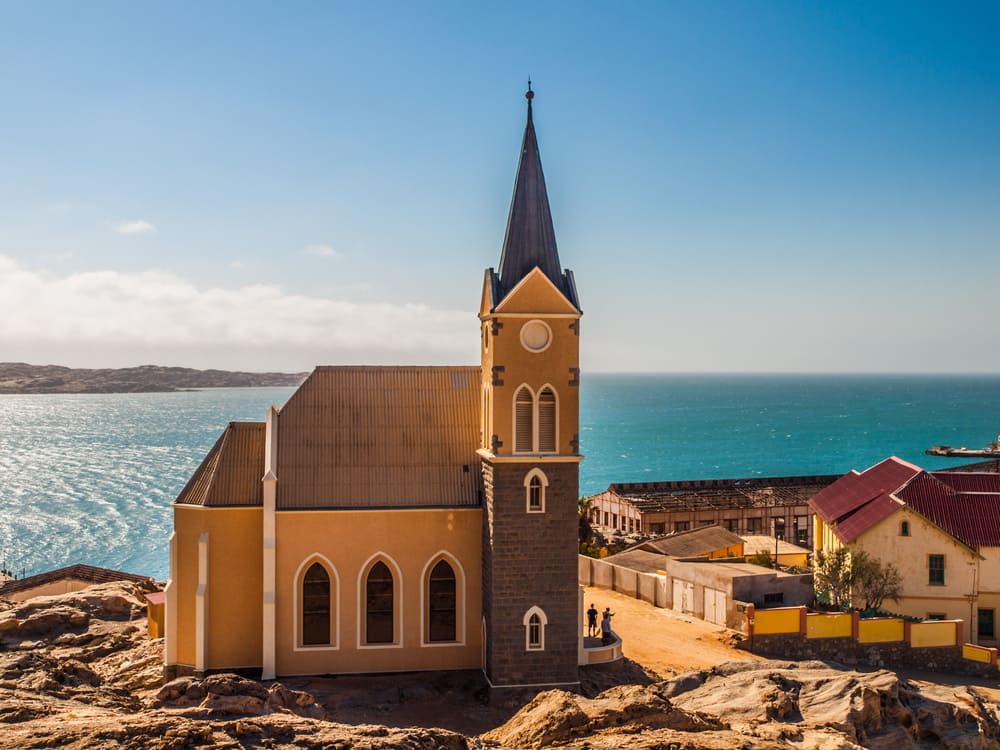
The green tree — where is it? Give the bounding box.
[747,550,775,569]
[853,552,903,611]
[813,547,903,610]
[813,547,854,608]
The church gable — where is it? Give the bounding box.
[175,421,265,507]
[493,267,580,315]
[275,366,482,509]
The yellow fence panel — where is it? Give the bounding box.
[754,607,801,635]
[911,620,957,648]
[805,612,852,639]
[858,618,904,643]
[963,643,993,664]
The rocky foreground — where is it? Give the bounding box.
[0,363,307,394]
[3,583,1000,748]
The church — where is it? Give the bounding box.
[164,87,586,692]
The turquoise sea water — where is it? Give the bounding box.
[2,375,998,580]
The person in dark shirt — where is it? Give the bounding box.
[586,603,599,637]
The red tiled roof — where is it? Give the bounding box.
[833,493,903,543]
[900,473,1000,548]
[931,472,1000,494]
[812,458,1000,548]
[809,457,920,526]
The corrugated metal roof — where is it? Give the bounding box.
[833,493,903,544]
[932,472,1000,493]
[808,457,921,524]
[902,473,1000,548]
[741,536,812,557]
[175,422,265,507]
[637,525,744,558]
[811,458,1000,548]
[605,549,667,574]
[598,475,840,513]
[0,563,156,597]
[276,366,482,509]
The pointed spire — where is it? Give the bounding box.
[497,83,565,296]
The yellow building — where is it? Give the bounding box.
[165,87,586,692]
[809,456,1000,644]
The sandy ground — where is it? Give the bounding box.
[582,585,760,677]
[277,587,759,736]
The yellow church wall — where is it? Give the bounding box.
[173,506,263,670]
[481,268,581,458]
[274,507,483,676]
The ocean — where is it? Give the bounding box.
[1,374,998,580]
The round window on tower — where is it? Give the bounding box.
[520,320,552,353]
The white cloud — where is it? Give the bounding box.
[303,244,340,258]
[0,256,472,370]
[111,220,157,235]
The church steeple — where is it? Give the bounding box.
[496,83,567,298]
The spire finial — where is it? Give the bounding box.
[526,78,533,101]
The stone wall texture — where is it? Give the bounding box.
[750,633,997,677]
[482,459,580,687]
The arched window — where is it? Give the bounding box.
[523,606,547,651]
[524,468,547,513]
[428,560,457,642]
[514,386,533,452]
[900,520,910,537]
[302,563,331,646]
[366,561,394,644]
[538,387,556,452]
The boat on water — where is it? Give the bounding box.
[925,434,1000,458]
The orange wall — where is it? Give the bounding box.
[173,506,263,670]
[481,272,580,457]
[275,507,482,675]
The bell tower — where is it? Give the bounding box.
[479,84,583,691]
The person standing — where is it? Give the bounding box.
[600,609,613,645]
[586,603,599,637]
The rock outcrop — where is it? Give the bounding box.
[485,659,1000,749]
[3,583,1000,748]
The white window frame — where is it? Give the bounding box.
[524,468,548,513]
[292,554,340,652]
[419,550,466,647]
[523,605,547,651]
[512,383,559,454]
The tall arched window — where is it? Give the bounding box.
[428,560,457,642]
[538,387,556,452]
[366,562,394,644]
[302,563,331,646]
[515,386,534,452]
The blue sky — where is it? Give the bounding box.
[1,2,998,372]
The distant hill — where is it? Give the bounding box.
[0,363,309,394]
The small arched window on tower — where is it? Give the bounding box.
[900,520,910,537]
[538,387,556,452]
[515,386,534,452]
[302,563,331,646]
[525,468,547,513]
[523,605,547,651]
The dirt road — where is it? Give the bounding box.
[583,585,761,677]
